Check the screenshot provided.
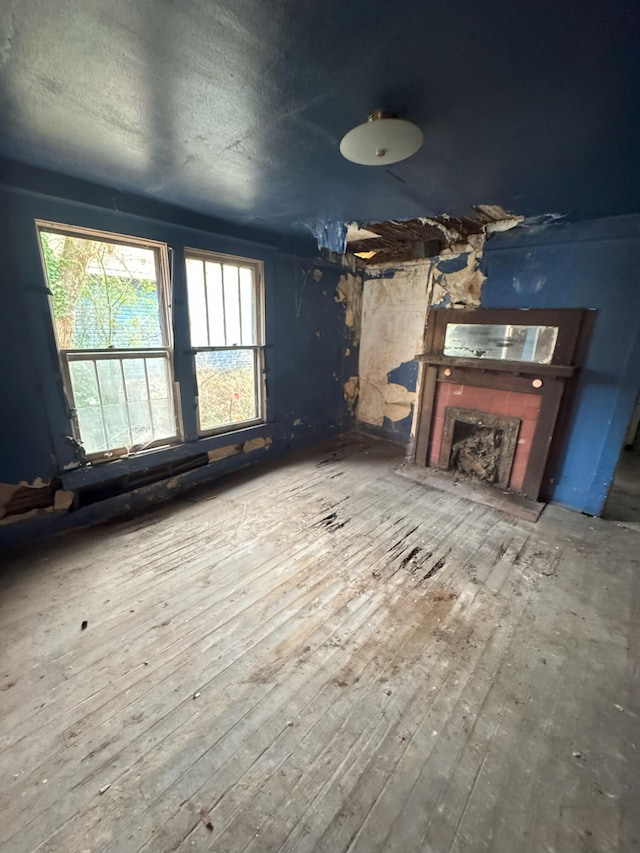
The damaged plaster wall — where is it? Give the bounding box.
[335,272,363,345]
[357,261,431,431]
[357,242,487,441]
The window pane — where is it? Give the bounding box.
[186,258,208,347]
[69,360,100,408]
[151,398,175,437]
[103,402,131,448]
[129,401,154,445]
[222,264,242,346]
[205,262,225,346]
[146,356,171,400]
[123,358,148,402]
[443,323,559,364]
[239,267,256,345]
[68,355,175,454]
[195,349,258,432]
[185,253,261,349]
[96,359,125,405]
[39,230,164,349]
[69,361,106,451]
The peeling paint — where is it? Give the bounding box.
[166,477,180,489]
[293,418,303,426]
[54,490,74,510]
[309,220,348,254]
[345,347,351,357]
[0,478,74,523]
[242,436,273,453]
[356,223,496,434]
[354,207,531,447]
[357,261,430,428]
[384,402,413,422]
[312,268,323,282]
[485,216,524,234]
[335,273,363,345]
[431,241,486,308]
[343,375,359,412]
[207,444,242,463]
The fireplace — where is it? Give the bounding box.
[440,407,520,488]
[412,308,589,501]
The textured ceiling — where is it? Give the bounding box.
[0,0,638,240]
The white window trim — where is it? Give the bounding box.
[184,247,267,437]
[36,220,182,460]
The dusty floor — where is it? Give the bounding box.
[604,447,640,529]
[0,436,638,853]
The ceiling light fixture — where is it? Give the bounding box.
[340,109,423,166]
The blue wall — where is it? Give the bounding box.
[482,215,640,516]
[0,167,358,543]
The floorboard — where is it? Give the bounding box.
[1,436,638,853]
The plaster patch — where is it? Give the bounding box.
[243,436,273,453]
[346,223,380,242]
[343,376,360,412]
[384,402,413,423]
[207,444,242,463]
[356,262,430,427]
[432,240,486,308]
[53,490,74,510]
[485,215,524,234]
[358,377,418,427]
[335,274,363,344]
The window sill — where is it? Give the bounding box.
[60,422,271,490]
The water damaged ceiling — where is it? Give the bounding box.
[343,206,524,266]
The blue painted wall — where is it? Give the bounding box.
[482,215,640,515]
[0,168,358,542]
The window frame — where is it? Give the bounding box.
[184,247,267,437]
[36,220,182,459]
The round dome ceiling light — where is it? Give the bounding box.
[340,109,423,166]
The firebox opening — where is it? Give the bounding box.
[438,407,521,491]
[450,421,504,484]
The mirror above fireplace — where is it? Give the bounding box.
[443,322,559,364]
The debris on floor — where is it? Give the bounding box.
[199,809,213,831]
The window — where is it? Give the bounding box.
[38,223,178,457]
[185,250,265,433]
[443,323,559,364]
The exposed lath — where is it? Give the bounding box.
[347,205,523,265]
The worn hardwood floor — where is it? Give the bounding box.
[1,436,638,853]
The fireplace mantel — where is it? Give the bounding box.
[412,308,590,501]
[415,353,575,379]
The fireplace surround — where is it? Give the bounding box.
[412,308,589,501]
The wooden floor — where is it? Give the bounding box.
[604,447,640,530]
[1,436,638,853]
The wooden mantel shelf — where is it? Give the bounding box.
[415,353,576,379]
